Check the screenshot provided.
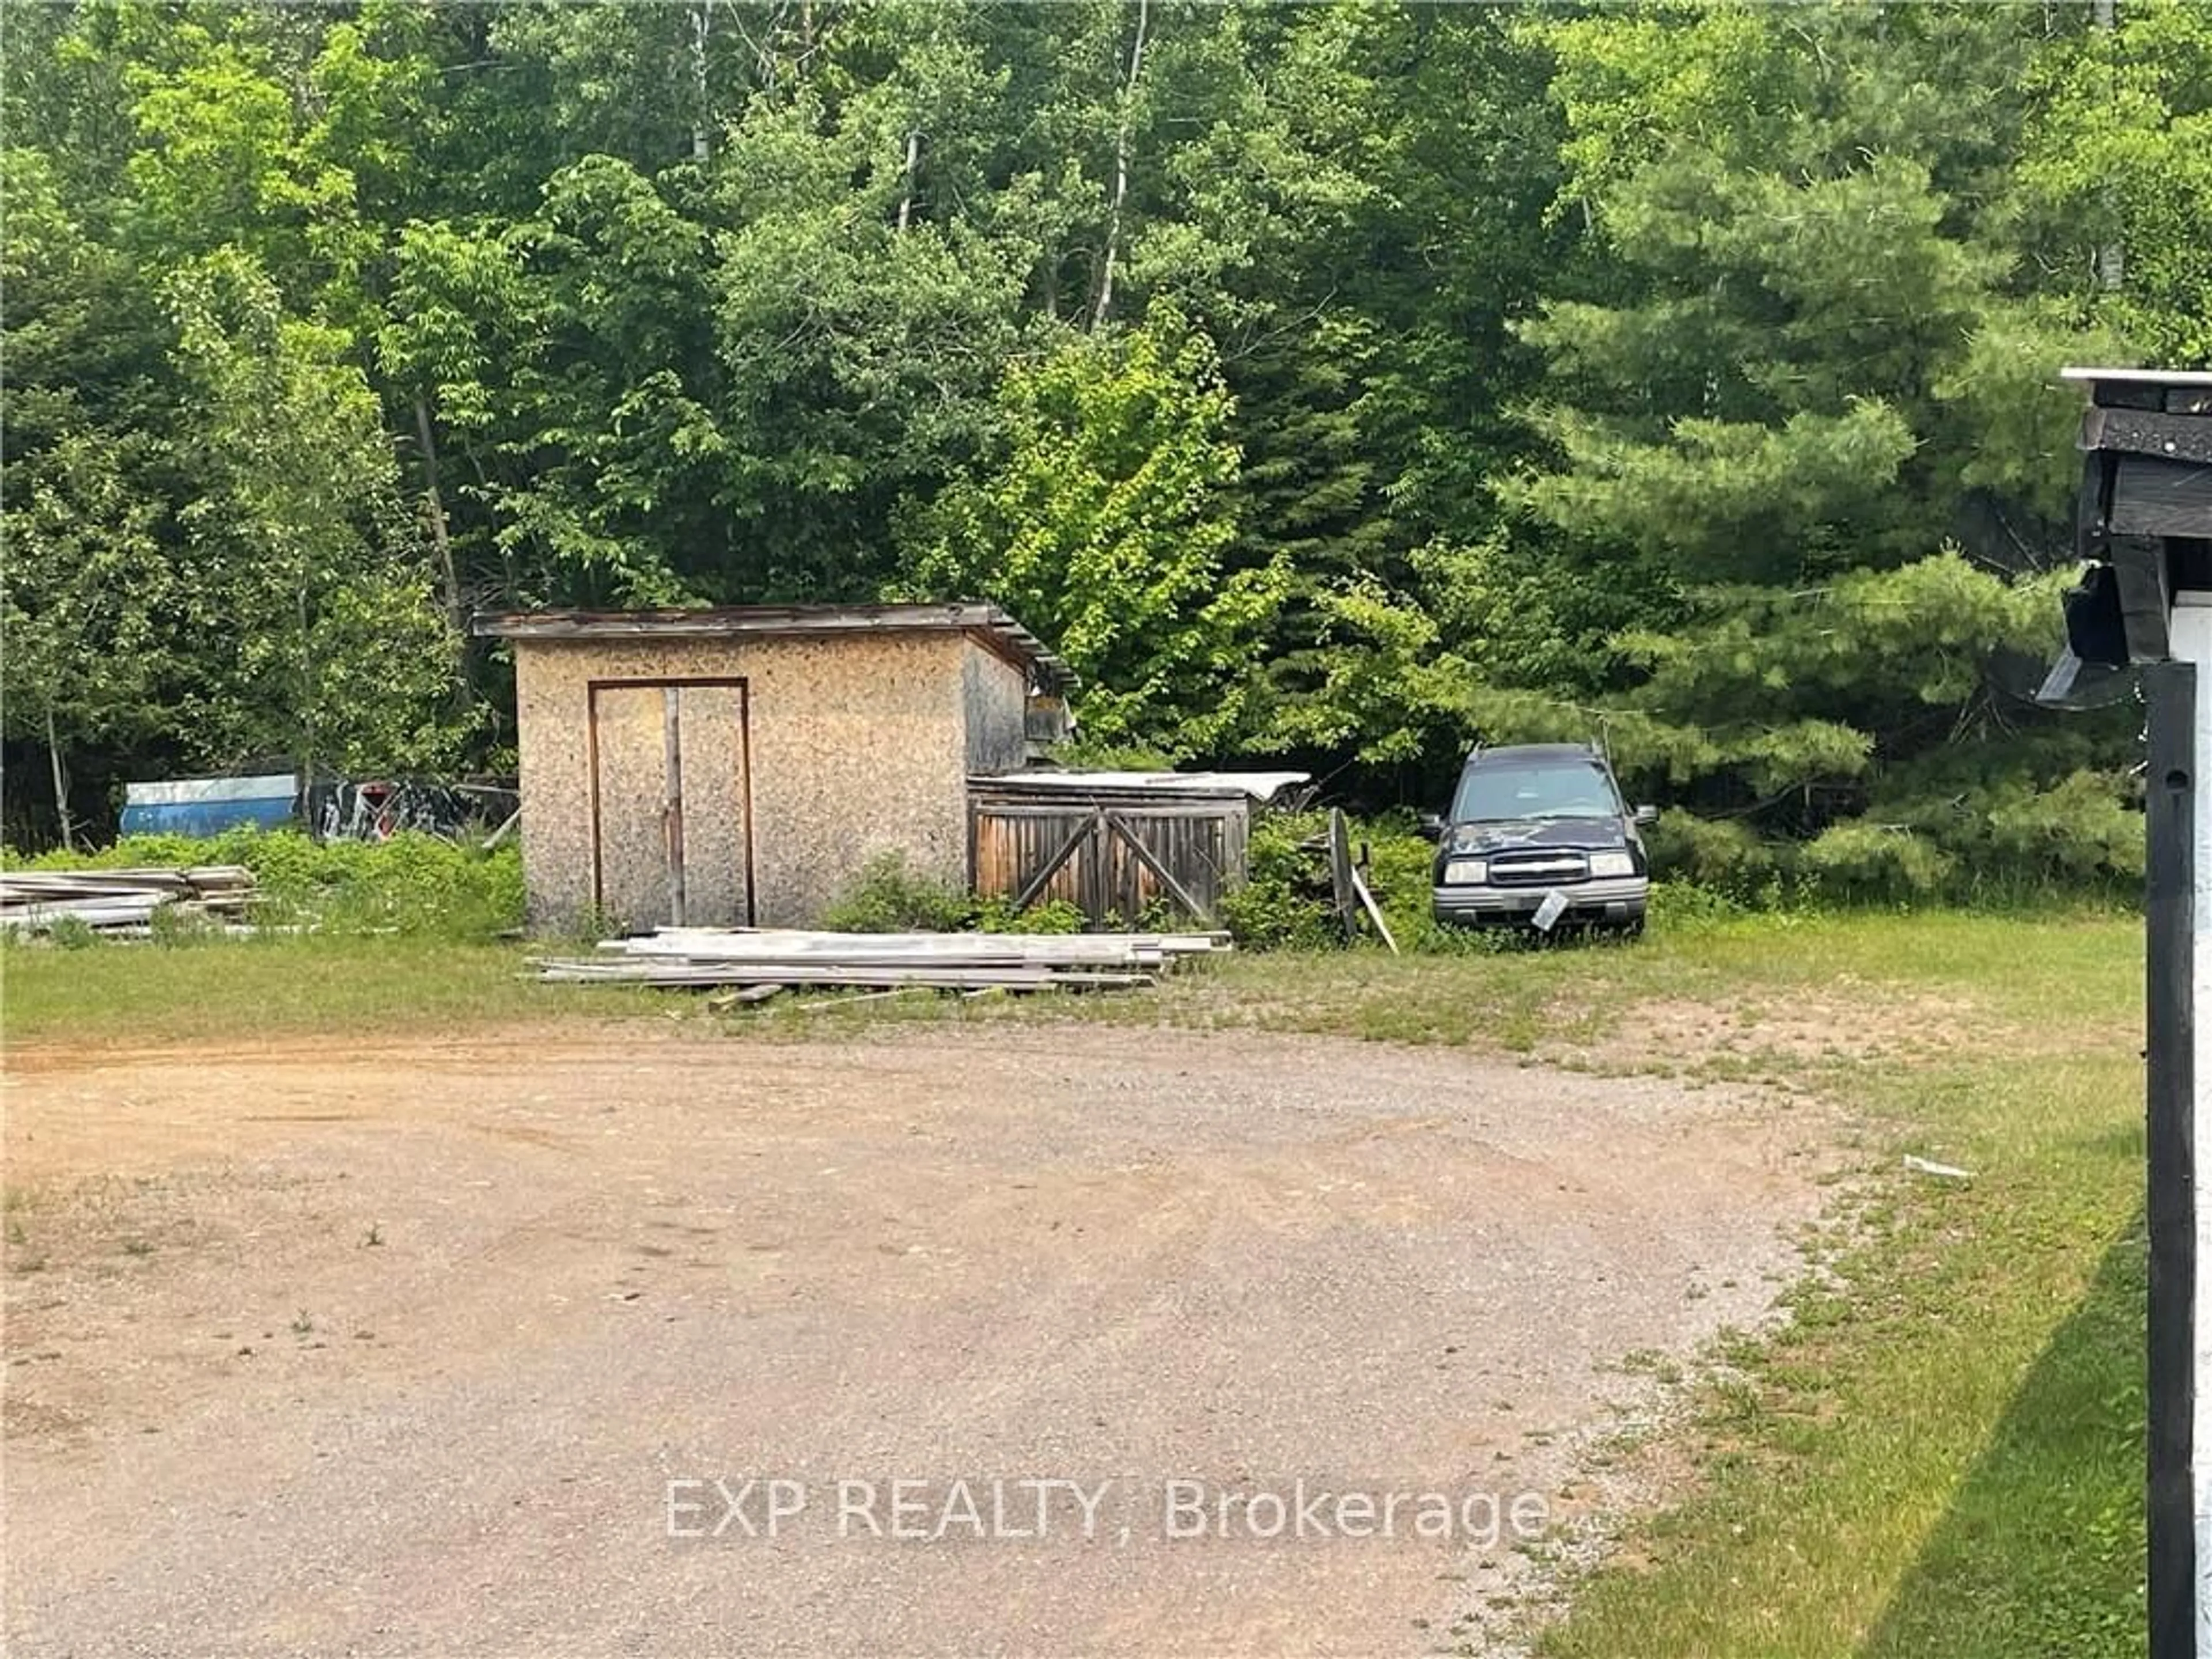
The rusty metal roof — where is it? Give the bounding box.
[471,602,1076,691]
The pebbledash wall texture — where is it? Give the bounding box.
[475,607,1067,933]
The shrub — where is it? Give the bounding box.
[820,853,981,934]
[1220,812,1336,949]
[1217,810,1446,951]
[1643,811,1783,898]
[1647,878,1748,931]
[44,915,101,951]
[1798,821,1955,901]
[972,896,1086,935]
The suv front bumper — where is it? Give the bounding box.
[1432,875,1648,927]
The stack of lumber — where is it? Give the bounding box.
[0,866,256,934]
[535,927,1225,993]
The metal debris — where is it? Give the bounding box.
[1903,1153,1974,1181]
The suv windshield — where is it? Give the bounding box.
[1451,761,1620,823]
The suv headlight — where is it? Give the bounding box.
[1589,851,1637,878]
[1443,858,1488,885]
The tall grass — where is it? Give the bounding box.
[5,828,524,939]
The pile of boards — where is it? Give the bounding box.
[535,927,1224,996]
[0,866,257,935]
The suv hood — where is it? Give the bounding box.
[1446,817,1630,855]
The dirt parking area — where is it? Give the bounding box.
[4,1024,1832,1657]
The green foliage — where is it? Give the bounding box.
[895,300,1284,756]
[1218,809,1444,953]
[821,851,1085,935]
[1218,813,1336,951]
[820,852,986,935]
[1500,2,2143,870]
[1645,877,1748,933]
[1647,781,2144,908]
[972,896,1087,936]
[147,902,224,949]
[0,0,2171,907]
[1798,822,1957,902]
[43,915,101,952]
[10,829,523,940]
[1642,810,1782,897]
[2015,0,2212,363]
[1040,737,1181,771]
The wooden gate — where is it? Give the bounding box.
[968,782,1250,927]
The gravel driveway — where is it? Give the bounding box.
[3,1024,1832,1656]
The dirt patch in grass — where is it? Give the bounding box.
[1554,981,1998,1075]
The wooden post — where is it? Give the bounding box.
[2147,656,2199,1658]
[2058,370,2212,1656]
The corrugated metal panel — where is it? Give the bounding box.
[969,786,1251,927]
[970,769,1309,802]
[124,775,297,808]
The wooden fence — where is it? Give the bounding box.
[968,781,1252,927]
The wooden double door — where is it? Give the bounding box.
[587,678,753,930]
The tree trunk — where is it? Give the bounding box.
[297,582,319,809]
[1092,0,1150,331]
[413,394,465,643]
[2094,0,2124,291]
[45,705,76,854]
[691,0,715,163]
[897,128,921,232]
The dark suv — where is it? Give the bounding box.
[1426,744,1655,934]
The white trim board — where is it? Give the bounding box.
[2176,597,2212,1657]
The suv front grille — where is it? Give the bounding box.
[1488,852,1591,886]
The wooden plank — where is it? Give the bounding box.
[2077,450,2114,563]
[1327,809,1356,937]
[799,987,932,1013]
[704,984,786,1010]
[2113,533,2177,664]
[537,960,1156,990]
[1349,867,1399,956]
[616,929,1207,964]
[1012,808,1100,910]
[1103,811,1213,922]
[2111,456,2212,540]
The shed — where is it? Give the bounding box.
[473,604,1075,933]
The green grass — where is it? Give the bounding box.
[0,903,2152,1656]
[1534,1043,2142,1657]
[1,934,663,1046]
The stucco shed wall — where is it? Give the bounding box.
[512,631,983,931]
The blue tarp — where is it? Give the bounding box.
[118,774,298,838]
